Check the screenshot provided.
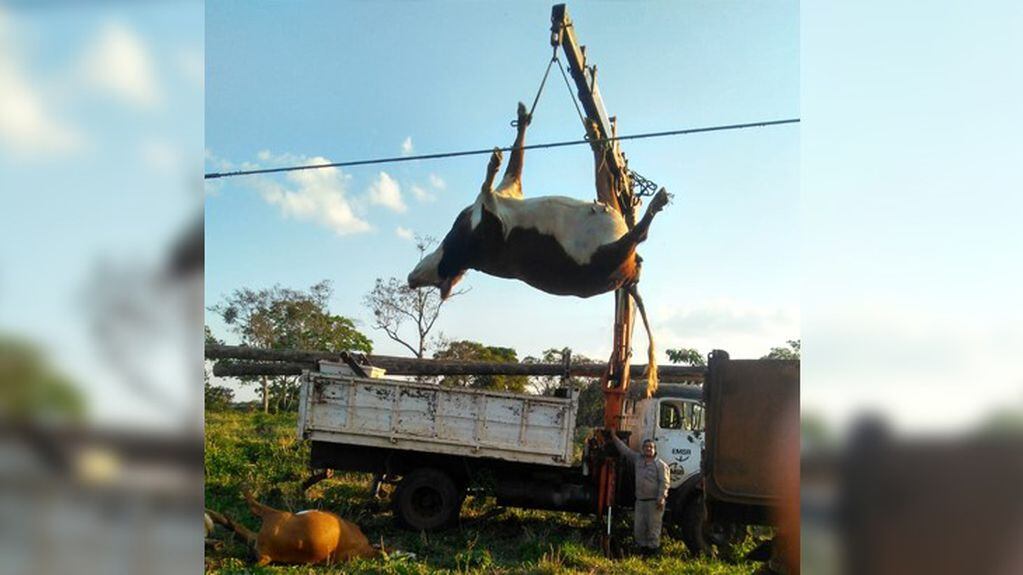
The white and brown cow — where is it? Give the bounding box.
[408,102,669,393]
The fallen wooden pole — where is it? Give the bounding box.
[206,344,705,382]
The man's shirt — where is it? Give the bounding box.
[611,433,671,501]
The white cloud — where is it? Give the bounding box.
[366,171,407,213]
[410,184,436,203]
[80,21,161,108]
[0,13,81,156]
[256,155,371,235]
[401,136,413,155]
[429,173,446,190]
[140,138,181,175]
[395,226,414,241]
[654,298,799,359]
[204,148,239,173]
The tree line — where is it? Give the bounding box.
[206,277,800,428]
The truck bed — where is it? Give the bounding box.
[297,372,578,467]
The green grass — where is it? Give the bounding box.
[205,410,757,574]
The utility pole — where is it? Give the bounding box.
[551,3,642,556]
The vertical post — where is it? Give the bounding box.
[552,4,638,556]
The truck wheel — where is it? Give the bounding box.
[680,494,709,555]
[392,468,463,531]
[680,492,743,559]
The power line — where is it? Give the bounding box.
[204,118,799,180]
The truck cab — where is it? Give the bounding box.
[620,384,705,490]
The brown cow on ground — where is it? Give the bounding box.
[206,492,379,566]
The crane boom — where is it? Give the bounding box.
[550,4,643,556]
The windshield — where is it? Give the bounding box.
[658,401,704,431]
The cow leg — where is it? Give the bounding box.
[626,188,669,244]
[594,188,670,271]
[482,147,503,194]
[609,188,669,253]
[497,102,530,195]
[472,147,505,229]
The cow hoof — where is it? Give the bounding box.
[650,188,670,213]
[488,147,503,172]
[517,102,530,126]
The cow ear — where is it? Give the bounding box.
[439,271,465,300]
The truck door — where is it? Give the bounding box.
[653,399,705,488]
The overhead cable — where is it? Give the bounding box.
[204,118,799,180]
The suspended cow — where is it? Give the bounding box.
[408,102,669,393]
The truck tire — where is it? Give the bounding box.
[392,468,464,531]
[680,492,743,558]
[680,493,709,555]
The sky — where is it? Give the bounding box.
[800,0,1023,433]
[0,2,204,429]
[1,1,1016,434]
[204,2,802,398]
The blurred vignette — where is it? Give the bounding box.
[0,1,203,574]
[800,0,1023,572]
[802,416,1023,575]
[1,1,1020,575]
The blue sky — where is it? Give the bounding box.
[5,2,1013,433]
[204,2,802,384]
[800,0,1023,433]
[0,2,204,428]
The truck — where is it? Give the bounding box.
[296,352,797,554]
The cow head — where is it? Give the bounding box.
[407,208,473,299]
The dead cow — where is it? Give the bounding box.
[408,102,669,393]
[206,492,378,566]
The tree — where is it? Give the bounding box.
[521,348,605,429]
[522,348,574,396]
[433,340,527,392]
[0,334,85,422]
[763,339,801,360]
[208,280,372,413]
[363,236,461,359]
[575,379,606,430]
[204,382,235,411]
[665,347,706,366]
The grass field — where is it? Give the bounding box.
[205,410,759,574]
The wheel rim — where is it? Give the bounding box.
[410,485,444,520]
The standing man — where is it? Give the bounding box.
[608,430,671,555]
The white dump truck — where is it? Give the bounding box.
[296,360,709,544]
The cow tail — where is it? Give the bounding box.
[627,284,658,397]
[206,508,258,547]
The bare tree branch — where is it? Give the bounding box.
[362,236,459,359]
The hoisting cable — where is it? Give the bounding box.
[555,53,587,127]
[514,50,560,127]
[204,118,799,180]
